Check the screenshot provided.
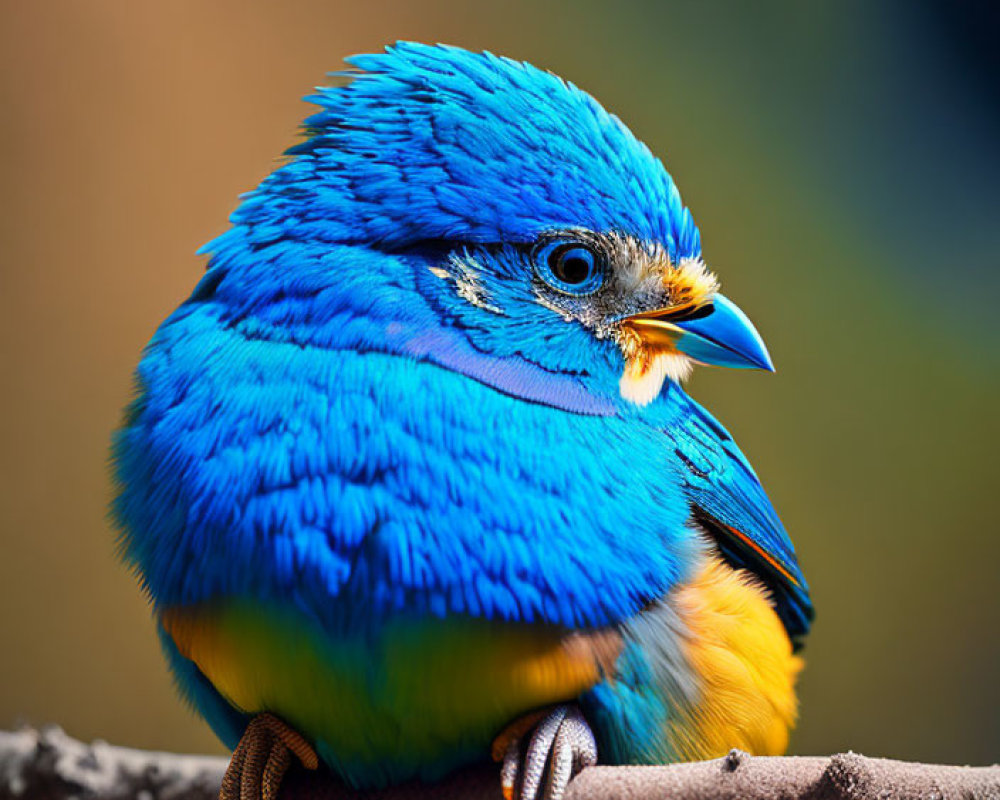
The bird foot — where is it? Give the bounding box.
[220,712,318,800]
[492,704,597,800]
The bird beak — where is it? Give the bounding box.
[622,293,775,371]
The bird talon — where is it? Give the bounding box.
[220,713,317,800]
[494,704,597,800]
[492,708,550,762]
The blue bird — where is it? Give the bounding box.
[113,42,812,800]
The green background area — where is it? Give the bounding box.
[1,1,997,765]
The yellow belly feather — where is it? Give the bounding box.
[162,605,618,768]
[162,555,800,768]
[666,556,803,759]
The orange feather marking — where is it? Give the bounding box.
[716,519,799,587]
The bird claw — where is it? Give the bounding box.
[494,705,597,800]
[220,712,318,800]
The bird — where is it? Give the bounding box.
[112,42,813,800]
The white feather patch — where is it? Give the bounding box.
[619,352,694,405]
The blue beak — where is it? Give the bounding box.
[672,294,774,371]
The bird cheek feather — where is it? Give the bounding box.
[614,257,718,403]
[619,351,695,406]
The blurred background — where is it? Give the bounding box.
[1,0,998,766]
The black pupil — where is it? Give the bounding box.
[555,249,592,284]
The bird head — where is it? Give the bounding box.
[207,43,773,409]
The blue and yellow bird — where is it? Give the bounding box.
[113,43,813,800]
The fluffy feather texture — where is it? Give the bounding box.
[269,43,700,255]
[583,554,800,764]
[161,603,621,786]
[112,42,813,787]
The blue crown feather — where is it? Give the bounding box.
[214,42,700,260]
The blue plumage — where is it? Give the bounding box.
[272,42,699,255]
[116,278,694,629]
[113,42,812,793]
[660,393,813,641]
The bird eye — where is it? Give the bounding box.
[535,241,605,296]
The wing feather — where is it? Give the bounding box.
[664,392,814,644]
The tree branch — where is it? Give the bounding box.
[2,727,998,800]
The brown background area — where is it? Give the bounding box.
[1,0,998,766]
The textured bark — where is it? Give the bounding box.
[2,727,998,800]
